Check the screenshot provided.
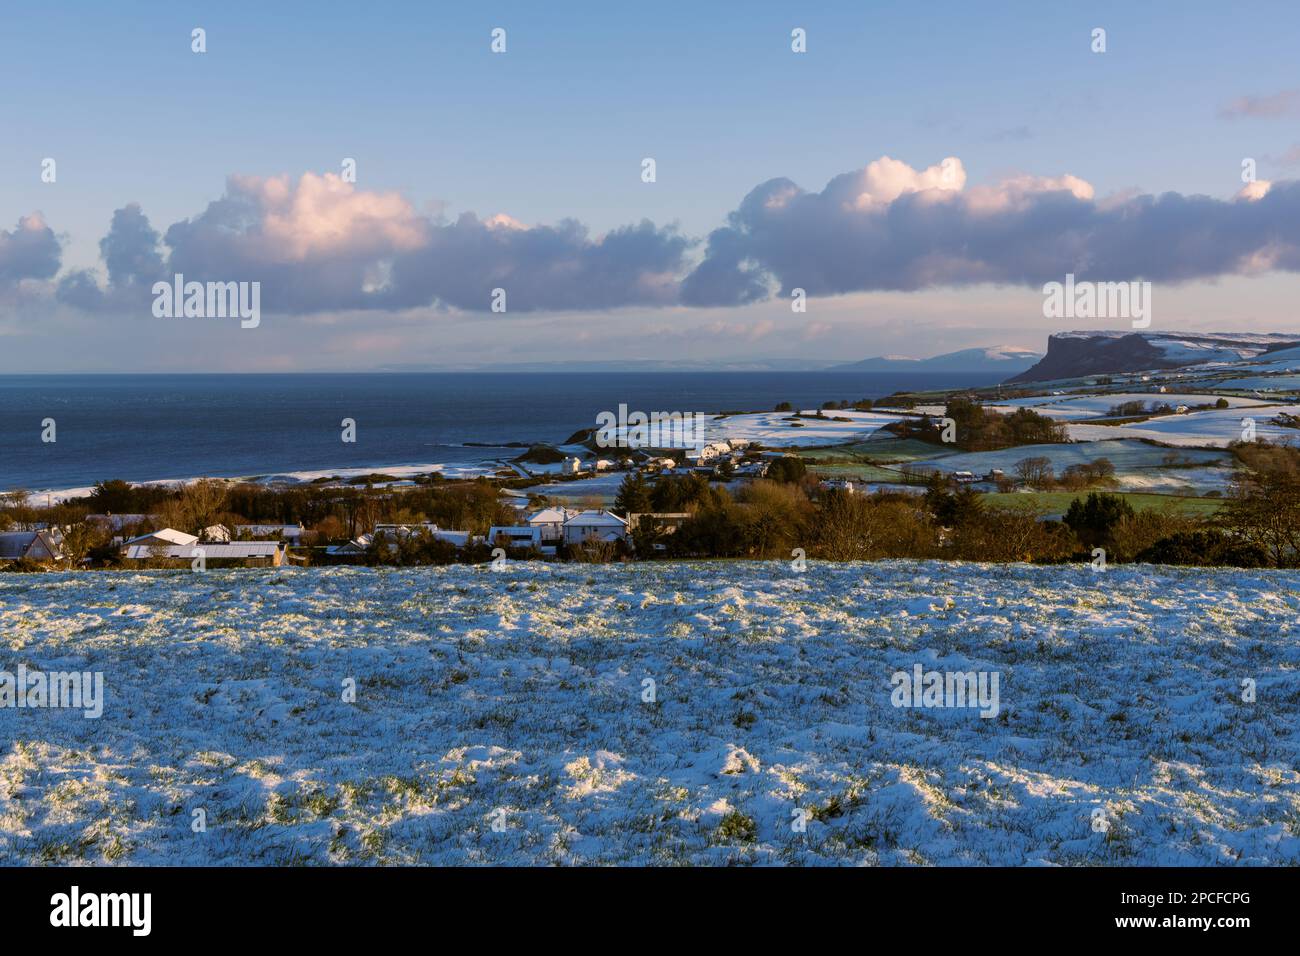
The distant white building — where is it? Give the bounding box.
[821,479,856,493]
[487,526,543,550]
[234,523,304,544]
[694,441,734,463]
[367,524,473,552]
[562,457,583,475]
[329,535,372,555]
[526,507,578,543]
[562,510,629,546]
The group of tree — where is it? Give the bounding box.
[889,398,1066,452]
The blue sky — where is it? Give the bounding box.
[3,1,1300,370]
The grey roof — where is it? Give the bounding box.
[125,542,282,560]
[0,532,37,559]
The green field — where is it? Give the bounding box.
[982,491,1226,517]
[809,462,911,482]
[795,436,954,463]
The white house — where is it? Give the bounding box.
[562,510,629,546]
[367,524,473,552]
[329,534,372,555]
[694,441,734,463]
[562,457,583,475]
[430,529,473,548]
[487,526,543,550]
[0,530,65,562]
[526,507,578,543]
[234,523,304,544]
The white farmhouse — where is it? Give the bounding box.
[562,510,629,546]
[526,507,578,543]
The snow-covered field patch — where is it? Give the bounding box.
[1067,405,1300,447]
[914,439,1227,476]
[704,410,906,447]
[2,563,1297,866]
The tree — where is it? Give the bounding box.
[1221,469,1300,567]
[88,480,134,513]
[766,456,807,484]
[614,471,652,515]
[1015,456,1055,489]
[1063,492,1135,548]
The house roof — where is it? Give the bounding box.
[527,508,577,524]
[0,532,38,559]
[124,528,199,547]
[563,510,628,527]
[125,542,282,560]
[431,530,471,546]
[489,526,541,539]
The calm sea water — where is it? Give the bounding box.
[0,372,1000,491]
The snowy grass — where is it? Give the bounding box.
[1067,405,1300,447]
[1,563,1297,866]
[915,439,1227,476]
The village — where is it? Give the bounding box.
[6,331,1300,572]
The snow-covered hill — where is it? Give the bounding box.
[1009,331,1299,383]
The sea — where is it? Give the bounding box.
[0,372,1002,494]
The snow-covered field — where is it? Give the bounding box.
[971,393,1263,422]
[704,409,906,447]
[915,439,1227,476]
[2,563,1297,866]
[1067,405,1300,447]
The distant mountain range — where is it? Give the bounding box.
[374,358,836,372]
[826,346,1042,374]
[374,343,1055,374]
[376,349,1045,373]
[1007,331,1300,383]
